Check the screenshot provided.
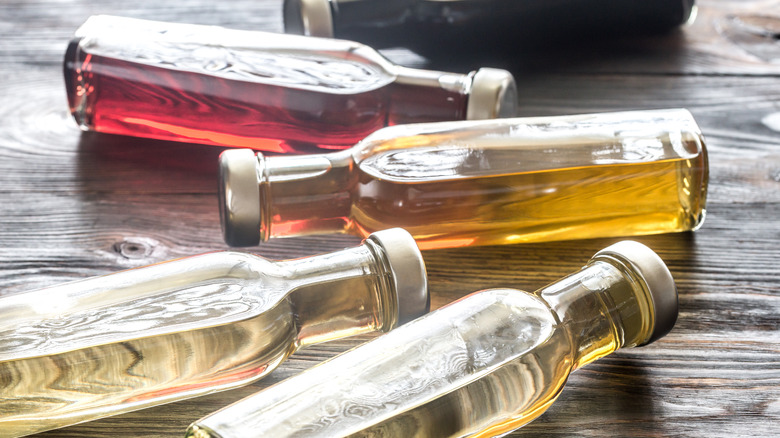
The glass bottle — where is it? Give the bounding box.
[64,15,517,154]
[285,0,696,53]
[219,108,708,249]
[188,240,678,437]
[0,228,427,438]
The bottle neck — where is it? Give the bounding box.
[537,259,654,370]
[258,152,356,241]
[277,239,396,348]
[387,67,471,125]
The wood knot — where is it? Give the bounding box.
[113,238,155,260]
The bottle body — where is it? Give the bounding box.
[64,16,514,154]
[286,0,696,53]
[220,109,708,249]
[188,241,676,437]
[0,229,427,437]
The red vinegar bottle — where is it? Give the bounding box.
[64,15,517,154]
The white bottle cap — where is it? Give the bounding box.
[593,241,678,345]
[219,149,262,247]
[283,0,334,37]
[466,68,518,120]
[367,228,430,326]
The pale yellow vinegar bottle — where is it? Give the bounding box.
[188,241,678,438]
[0,228,427,437]
[220,108,708,250]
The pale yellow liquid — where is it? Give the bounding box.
[0,270,385,437]
[0,300,296,438]
[346,263,638,437]
[190,262,641,438]
[353,148,707,250]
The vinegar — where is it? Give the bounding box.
[219,109,708,249]
[0,301,296,438]
[349,273,642,437]
[353,149,705,249]
[0,229,427,437]
[63,16,500,154]
[188,241,677,437]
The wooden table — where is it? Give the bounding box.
[1,0,778,436]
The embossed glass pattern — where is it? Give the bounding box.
[188,242,675,437]
[222,108,708,249]
[0,229,426,437]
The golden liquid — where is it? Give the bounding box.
[353,152,706,250]
[260,111,707,250]
[0,265,388,437]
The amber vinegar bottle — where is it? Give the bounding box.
[64,15,516,154]
[188,241,678,437]
[220,108,708,249]
[0,229,427,437]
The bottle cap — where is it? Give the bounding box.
[593,241,678,345]
[367,228,430,327]
[219,149,262,247]
[283,0,334,37]
[466,68,518,120]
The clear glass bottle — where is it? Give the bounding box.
[188,240,678,437]
[0,228,427,438]
[219,108,708,249]
[64,15,516,154]
[285,0,696,53]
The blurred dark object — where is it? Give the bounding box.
[285,0,695,57]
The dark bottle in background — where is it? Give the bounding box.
[285,0,696,55]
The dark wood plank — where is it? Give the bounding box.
[0,0,778,437]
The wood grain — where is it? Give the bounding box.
[0,0,778,436]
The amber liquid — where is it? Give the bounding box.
[0,273,385,437]
[350,143,707,250]
[64,39,467,154]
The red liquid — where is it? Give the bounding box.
[64,38,468,154]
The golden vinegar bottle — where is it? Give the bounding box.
[188,241,678,437]
[220,108,708,249]
[0,229,427,437]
